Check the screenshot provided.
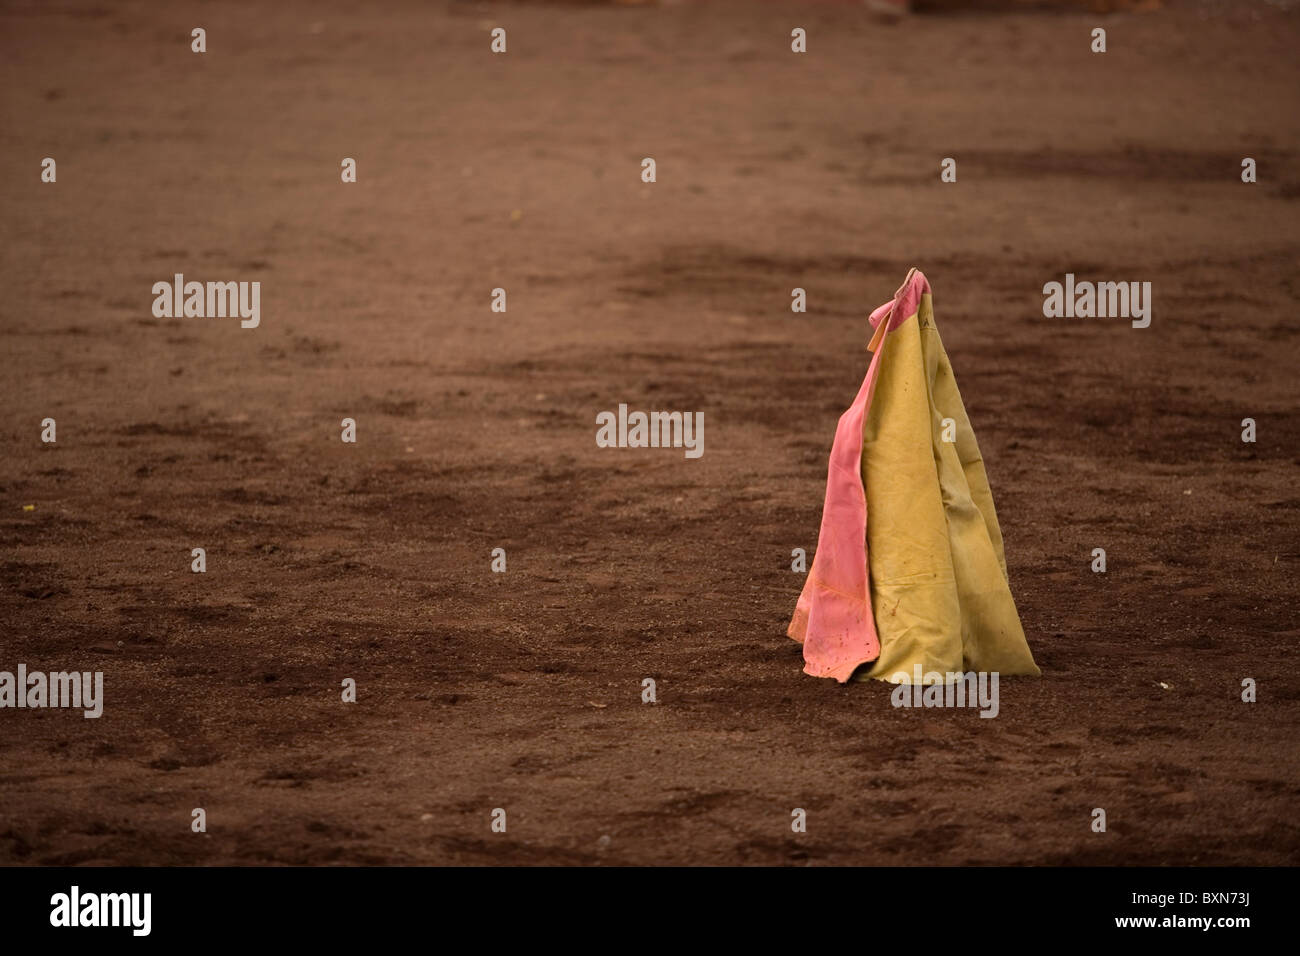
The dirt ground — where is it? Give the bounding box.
[1,0,1298,866]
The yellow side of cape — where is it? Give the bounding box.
[858,294,1040,682]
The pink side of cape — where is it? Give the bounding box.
[788,270,932,682]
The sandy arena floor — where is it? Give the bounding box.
[1,0,1298,864]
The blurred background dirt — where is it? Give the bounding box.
[1,0,1297,865]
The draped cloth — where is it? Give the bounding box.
[788,269,1040,683]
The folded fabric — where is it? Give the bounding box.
[788,269,1040,683]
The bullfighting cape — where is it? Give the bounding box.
[788,269,1040,683]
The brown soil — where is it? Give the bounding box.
[1,0,1298,866]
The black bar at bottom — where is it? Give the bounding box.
[0,865,1274,942]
